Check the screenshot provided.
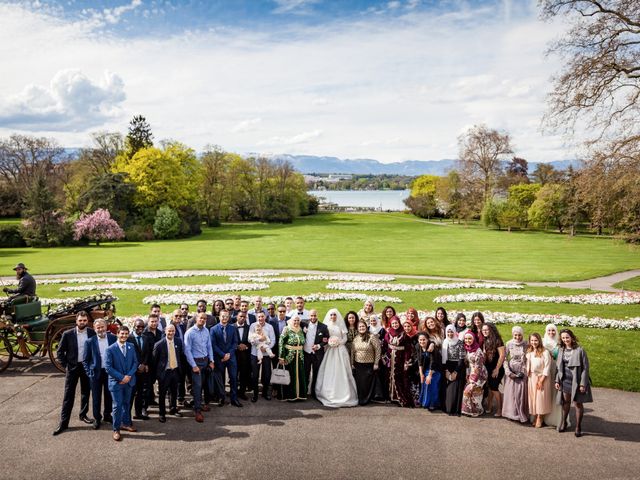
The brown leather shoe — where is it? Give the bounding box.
[113,431,122,441]
[195,411,204,423]
[201,404,211,412]
[121,425,137,432]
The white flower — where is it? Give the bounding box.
[326,282,524,292]
[36,277,140,285]
[432,292,640,305]
[140,292,403,306]
[60,283,270,293]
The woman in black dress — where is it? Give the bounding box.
[480,322,505,416]
[441,324,466,415]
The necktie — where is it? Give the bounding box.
[223,325,227,343]
[168,341,177,369]
[137,335,142,349]
[121,343,126,358]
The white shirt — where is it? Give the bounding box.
[248,322,275,357]
[76,327,88,362]
[97,334,109,367]
[287,308,310,321]
[237,323,247,341]
[304,321,317,354]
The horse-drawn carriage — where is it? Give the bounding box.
[0,293,118,373]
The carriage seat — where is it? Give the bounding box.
[13,300,42,322]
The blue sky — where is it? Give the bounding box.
[0,0,576,162]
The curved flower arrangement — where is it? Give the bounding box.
[326,282,524,292]
[60,283,270,293]
[432,292,640,305]
[399,310,639,331]
[141,292,404,306]
[37,277,140,285]
[229,274,396,283]
[40,293,119,310]
[131,270,277,279]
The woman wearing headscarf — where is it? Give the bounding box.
[384,316,414,407]
[358,298,378,327]
[315,309,358,408]
[502,326,529,423]
[350,319,381,405]
[542,324,566,428]
[454,313,468,341]
[369,314,389,403]
[417,333,442,410]
[442,324,466,416]
[277,316,307,402]
[403,318,421,404]
[404,307,420,337]
[526,333,552,427]
[461,331,487,417]
[555,329,592,437]
[480,322,505,417]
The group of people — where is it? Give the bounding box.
[52,295,593,441]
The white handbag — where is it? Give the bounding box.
[270,363,290,386]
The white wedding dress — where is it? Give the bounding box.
[315,311,358,408]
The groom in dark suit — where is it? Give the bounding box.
[302,309,329,398]
[211,310,242,407]
[53,311,96,436]
[235,311,252,400]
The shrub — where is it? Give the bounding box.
[153,206,181,239]
[20,212,69,247]
[124,224,154,242]
[0,224,26,247]
[73,209,125,246]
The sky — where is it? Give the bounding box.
[0,0,577,163]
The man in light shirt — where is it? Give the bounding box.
[288,296,310,321]
[82,318,117,429]
[184,312,215,422]
[248,296,267,319]
[249,311,276,402]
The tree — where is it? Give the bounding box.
[532,163,564,185]
[200,145,231,226]
[73,209,125,246]
[435,171,463,221]
[507,183,542,228]
[540,0,640,146]
[80,131,124,176]
[153,206,181,239]
[528,184,569,232]
[405,174,439,219]
[76,172,137,226]
[126,115,153,156]
[457,125,513,206]
[20,173,68,246]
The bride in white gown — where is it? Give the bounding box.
[315,309,358,408]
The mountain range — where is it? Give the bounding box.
[264,154,580,176]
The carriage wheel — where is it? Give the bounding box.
[0,334,13,373]
[48,327,67,373]
[10,327,39,359]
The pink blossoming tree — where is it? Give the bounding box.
[73,209,125,246]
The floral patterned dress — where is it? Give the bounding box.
[461,349,487,417]
[278,327,307,401]
[383,330,414,407]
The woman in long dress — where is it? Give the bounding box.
[542,324,567,428]
[526,333,552,427]
[344,311,359,354]
[480,322,505,417]
[384,317,414,407]
[417,333,442,410]
[369,315,389,403]
[502,326,529,423]
[315,309,358,408]
[350,319,381,405]
[461,331,487,417]
[277,316,307,402]
[442,325,466,416]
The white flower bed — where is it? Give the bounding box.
[229,274,396,282]
[131,270,277,279]
[141,292,403,306]
[403,310,640,331]
[60,283,270,293]
[433,292,640,305]
[36,277,140,285]
[326,282,524,292]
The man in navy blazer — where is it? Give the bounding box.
[82,318,117,429]
[53,311,96,436]
[210,310,242,407]
[105,325,139,441]
[152,324,183,422]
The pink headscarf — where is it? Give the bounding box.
[463,331,480,353]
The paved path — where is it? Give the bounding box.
[3,268,640,292]
[0,360,639,479]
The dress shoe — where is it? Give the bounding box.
[195,411,204,423]
[159,415,166,423]
[575,430,582,437]
[231,399,243,408]
[182,399,193,408]
[238,392,248,401]
[133,415,145,420]
[79,415,93,424]
[113,431,121,441]
[103,416,113,424]
[263,394,272,401]
[218,398,226,407]
[169,409,182,417]
[251,394,258,403]
[121,425,137,432]
[201,404,211,412]
[52,424,67,436]
[92,420,101,430]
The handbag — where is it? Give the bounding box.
[270,363,290,386]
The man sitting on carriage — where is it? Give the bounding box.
[3,263,36,303]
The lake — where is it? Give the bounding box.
[308,189,410,211]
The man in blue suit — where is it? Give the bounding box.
[210,310,242,407]
[105,325,139,442]
[82,318,117,430]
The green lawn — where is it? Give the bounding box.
[0,218,20,224]
[613,276,640,292]
[1,213,638,281]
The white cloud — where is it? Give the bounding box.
[272,0,319,14]
[0,2,576,162]
[0,69,126,131]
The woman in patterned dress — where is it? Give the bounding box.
[277,316,307,402]
[461,331,487,417]
[384,317,414,407]
[502,326,529,423]
[350,319,382,405]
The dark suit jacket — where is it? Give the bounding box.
[235,322,250,347]
[82,333,117,378]
[152,337,184,379]
[128,332,153,367]
[7,271,36,297]
[301,321,329,356]
[105,342,139,388]
[57,327,96,369]
[210,323,239,364]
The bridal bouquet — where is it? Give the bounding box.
[328,336,340,347]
